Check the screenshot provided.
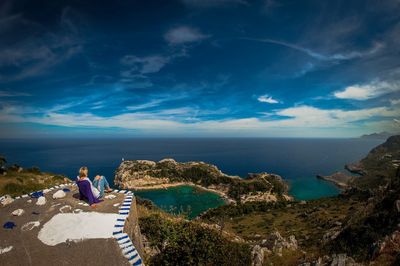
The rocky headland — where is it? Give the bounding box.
[316,172,354,189]
[114,158,291,203]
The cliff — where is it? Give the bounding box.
[114,158,290,202]
[316,135,400,189]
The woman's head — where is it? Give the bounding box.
[79,166,88,178]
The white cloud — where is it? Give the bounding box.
[334,80,400,100]
[164,26,210,45]
[257,95,279,104]
[0,90,31,97]
[1,102,398,137]
[242,38,383,61]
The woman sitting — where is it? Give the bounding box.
[76,166,103,207]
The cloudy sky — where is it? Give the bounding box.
[0,0,399,138]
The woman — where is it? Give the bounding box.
[76,166,103,207]
[92,175,112,198]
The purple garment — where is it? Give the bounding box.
[76,179,102,205]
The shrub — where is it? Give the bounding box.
[140,214,251,265]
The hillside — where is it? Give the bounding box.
[198,136,400,265]
[0,164,69,197]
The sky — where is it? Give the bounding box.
[0,0,399,138]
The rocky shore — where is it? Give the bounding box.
[114,158,291,203]
[316,172,354,189]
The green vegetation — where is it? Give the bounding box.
[0,163,68,196]
[201,194,365,248]
[127,160,287,201]
[351,135,400,189]
[137,201,252,266]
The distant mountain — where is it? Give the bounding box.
[360,131,393,140]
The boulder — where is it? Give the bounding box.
[53,190,66,199]
[12,209,25,216]
[330,253,356,266]
[251,245,264,266]
[261,231,298,253]
[395,200,400,213]
[0,195,14,206]
[36,196,46,205]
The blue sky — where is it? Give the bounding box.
[0,0,399,138]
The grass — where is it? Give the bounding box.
[0,168,68,196]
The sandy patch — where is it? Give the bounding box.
[38,212,119,246]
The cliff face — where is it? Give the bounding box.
[114,158,289,202]
[350,135,400,189]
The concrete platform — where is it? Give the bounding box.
[0,184,132,266]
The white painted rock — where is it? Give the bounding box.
[0,246,13,255]
[43,189,51,194]
[53,190,66,199]
[21,221,40,231]
[1,195,14,206]
[27,199,32,203]
[12,209,25,216]
[104,194,116,199]
[36,196,46,206]
[59,205,72,213]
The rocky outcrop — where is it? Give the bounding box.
[344,162,366,175]
[316,172,354,189]
[251,245,266,266]
[260,231,298,256]
[115,158,290,203]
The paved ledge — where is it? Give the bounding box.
[0,184,143,266]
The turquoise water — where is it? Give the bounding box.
[288,178,339,200]
[135,185,226,219]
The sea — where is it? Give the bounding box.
[0,138,383,218]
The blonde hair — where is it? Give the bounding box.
[79,166,88,178]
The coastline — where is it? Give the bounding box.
[131,182,235,204]
[316,172,353,189]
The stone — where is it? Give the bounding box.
[261,231,298,253]
[1,195,14,206]
[36,196,46,206]
[330,253,356,266]
[12,209,25,216]
[21,221,40,231]
[53,190,66,199]
[395,200,400,213]
[299,200,307,205]
[251,245,264,266]
[334,221,342,226]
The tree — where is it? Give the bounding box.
[0,155,6,167]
